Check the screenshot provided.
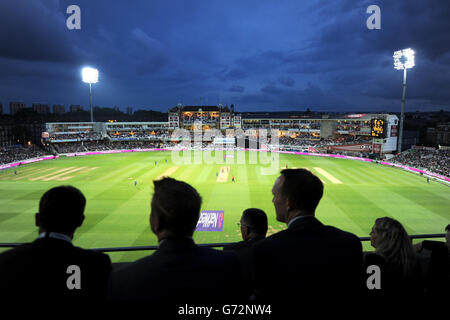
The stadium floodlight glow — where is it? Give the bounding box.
[393,48,415,70]
[393,48,415,154]
[81,67,99,84]
[81,67,99,122]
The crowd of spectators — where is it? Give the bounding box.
[108,141,160,150]
[276,136,317,149]
[52,142,88,154]
[82,141,112,151]
[336,123,371,131]
[49,131,102,141]
[308,122,321,129]
[328,134,373,145]
[391,149,449,178]
[107,130,169,140]
[2,133,449,180]
[51,141,164,153]
[0,147,50,165]
[159,141,179,149]
[274,135,365,150]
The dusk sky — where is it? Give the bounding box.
[1,0,450,113]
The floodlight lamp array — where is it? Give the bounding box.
[393,48,415,70]
[82,67,99,84]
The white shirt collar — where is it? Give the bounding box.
[37,232,72,243]
[287,215,309,228]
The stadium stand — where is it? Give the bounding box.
[2,131,449,179]
[391,148,449,178]
[0,146,50,165]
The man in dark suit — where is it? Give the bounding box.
[223,208,267,298]
[223,208,267,278]
[252,169,363,302]
[0,186,111,300]
[109,177,245,302]
[224,208,267,251]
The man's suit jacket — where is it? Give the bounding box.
[0,237,112,300]
[109,237,246,302]
[422,240,449,294]
[252,216,363,301]
[223,237,264,285]
[223,237,265,255]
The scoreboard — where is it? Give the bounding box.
[371,119,386,138]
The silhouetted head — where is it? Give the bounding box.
[239,208,268,241]
[370,217,410,250]
[272,169,323,223]
[35,185,86,236]
[150,177,202,240]
[370,217,417,276]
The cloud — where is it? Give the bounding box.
[217,68,248,81]
[279,77,295,87]
[261,85,282,94]
[0,0,84,63]
[236,50,285,68]
[1,0,450,112]
[228,85,245,93]
[298,82,324,98]
[0,57,79,81]
[235,93,275,105]
[160,71,206,85]
[127,28,169,73]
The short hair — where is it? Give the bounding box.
[38,186,86,233]
[151,177,202,237]
[279,169,323,214]
[241,208,268,237]
[445,224,450,232]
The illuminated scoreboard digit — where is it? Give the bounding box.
[371,119,386,138]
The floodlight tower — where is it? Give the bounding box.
[81,67,99,122]
[393,48,415,153]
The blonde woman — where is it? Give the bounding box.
[365,217,423,295]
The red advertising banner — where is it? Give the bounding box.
[373,144,382,154]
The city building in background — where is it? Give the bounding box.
[427,123,450,146]
[52,104,66,114]
[70,105,84,113]
[9,102,26,115]
[32,103,50,114]
[0,122,14,147]
[401,130,421,151]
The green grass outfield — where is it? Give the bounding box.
[0,151,449,262]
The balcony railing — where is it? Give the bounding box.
[0,233,445,252]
